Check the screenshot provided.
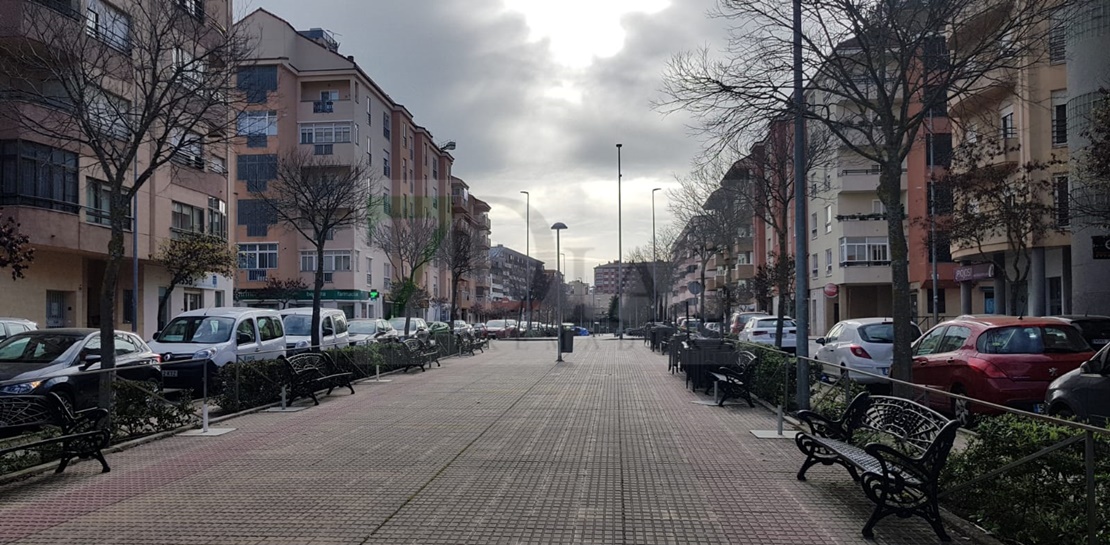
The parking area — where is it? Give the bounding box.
[0,337,959,544]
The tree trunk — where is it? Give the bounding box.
[450,276,460,322]
[97,191,129,411]
[774,228,789,349]
[156,282,177,331]
[881,163,915,397]
[312,241,325,350]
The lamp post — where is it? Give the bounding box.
[652,187,662,322]
[520,190,530,334]
[616,143,623,339]
[552,222,568,362]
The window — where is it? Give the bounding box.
[170,129,204,169]
[208,197,227,239]
[184,292,203,311]
[177,0,204,20]
[1000,108,1015,139]
[839,237,890,265]
[235,319,256,344]
[324,250,352,271]
[236,199,276,236]
[810,253,818,278]
[825,249,833,275]
[810,212,818,239]
[926,133,952,167]
[237,111,277,136]
[257,316,283,341]
[913,327,947,356]
[122,290,134,324]
[927,289,948,315]
[382,112,391,139]
[383,191,392,214]
[173,48,205,88]
[236,66,277,104]
[86,0,130,51]
[872,200,886,215]
[367,136,372,165]
[237,154,277,191]
[85,179,131,228]
[824,205,833,233]
[0,140,79,213]
[299,122,352,144]
[1049,9,1066,63]
[1051,91,1068,147]
[209,155,227,174]
[238,243,278,269]
[300,251,316,272]
[1054,175,1070,227]
[215,291,224,307]
[936,324,967,352]
[90,89,130,139]
[320,90,339,102]
[924,85,948,118]
[383,152,391,178]
[171,201,204,235]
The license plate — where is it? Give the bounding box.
[162,370,178,377]
[1094,339,1108,346]
[880,367,890,376]
[1033,403,1046,414]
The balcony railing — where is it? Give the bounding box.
[314,144,333,156]
[247,269,268,281]
[313,101,334,113]
[31,0,80,20]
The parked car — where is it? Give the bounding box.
[452,320,472,336]
[911,315,1093,425]
[703,322,723,337]
[149,307,287,391]
[738,317,797,353]
[484,319,517,339]
[471,323,488,338]
[0,329,161,410]
[678,318,703,334]
[1050,315,1110,350]
[1045,343,1110,425]
[815,318,923,385]
[730,312,771,335]
[428,321,451,335]
[280,308,350,353]
[0,318,37,342]
[389,317,429,340]
[347,319,396,345]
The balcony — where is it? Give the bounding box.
[296,99,353,120]
[312,101,334,114]
[949,64,1016,115]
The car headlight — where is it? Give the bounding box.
[1,381,43,394]
[192,348,217,360]
[295,340,309,348]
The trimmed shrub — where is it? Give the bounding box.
[111,379,196,440]
[326,345,383,378]
[941,415,1110,545]
[215,358,286,413]
[742,344,823,411]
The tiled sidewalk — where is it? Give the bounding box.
[0,338,966,544]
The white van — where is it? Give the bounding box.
[149,307,287,390]
[279,308,350,353]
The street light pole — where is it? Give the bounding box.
[792,0,811,410]
[552,222,568,362]
[520,190,530,334]
[616,143,623,339]
[652,187,661,322]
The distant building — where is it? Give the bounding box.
[489,244,542,302]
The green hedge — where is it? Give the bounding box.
[111,379,196,439]
[741,344,823,411]
[941,415,1110,545]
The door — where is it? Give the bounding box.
[234,318,260,362]
[255,315,285,359]
[815,323,843,366]
[46,291,67,328]
[184,291,203,312]
[322,315,336,348]
[932,326,972,402]
[1080,349,1110,425]
[912,326,949,409]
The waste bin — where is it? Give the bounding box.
[560,327,574,353]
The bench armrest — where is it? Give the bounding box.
[864,442,930,485]
[796,410,851,440]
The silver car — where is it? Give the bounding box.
[1045,343,1110,425]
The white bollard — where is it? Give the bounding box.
[201,403,209,433]
[280,385,287,409]
[376,364,381,381]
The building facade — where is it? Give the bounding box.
[450,176,492,322]
[488,244,541,304]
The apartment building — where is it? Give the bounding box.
[450,176,492,322]
[593,261,633,294]
[232,9,458,322]
[0,0,234,336]
[947,5,1074,317]
[489,244,541,303]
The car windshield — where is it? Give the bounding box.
[282,315,312,336]
[348,321,376,335]
[756,319,796,328]
[486,320,507,328]
[859,324,895,343]
[157,317,235,343]
[0,333,85,364]
[978,325,1091,354]
[390,318,418,332]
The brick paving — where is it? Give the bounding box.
[0,338,966,544]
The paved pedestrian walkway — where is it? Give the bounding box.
[0,338,960,544]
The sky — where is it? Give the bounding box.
[248,0,727,284]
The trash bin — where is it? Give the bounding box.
[560,327,574,353]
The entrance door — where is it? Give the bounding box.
[46,291,67,328]
[184,291,203,311]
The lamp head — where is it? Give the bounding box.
[616,143,622,148]
[551,222,568,230]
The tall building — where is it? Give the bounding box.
[0,0,235,336]
[488,244,541,303]
[232,9,455,322]
[593,261,634,294]
[449,176,491,322]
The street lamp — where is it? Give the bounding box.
[652,187,662,323]
[560,252,566,277]
[616,143,623,339]
[552,222,568,362]
[520,190,530,334]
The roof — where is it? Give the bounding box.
[280,307,345,315]
[175,307,278,318]
[952,315,1073,327]
[12,328,96,336]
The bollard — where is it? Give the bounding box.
[376,364,381,381]
[280,385,287,410]
[200,359,210,433]
[777,404,784,436]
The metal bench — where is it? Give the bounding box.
[794,392,960,542]
[0,393,111,474]
[283,352,355,406]
[403,338,440,370]
[706,350,757,407]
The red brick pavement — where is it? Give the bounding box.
[0,337,974,544]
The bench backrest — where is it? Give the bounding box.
[0,394,69,437]
[857,395,956,459]
[285,353,328,375]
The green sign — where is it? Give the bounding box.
[369,289,380,300]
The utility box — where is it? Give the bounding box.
[560,327,574,353]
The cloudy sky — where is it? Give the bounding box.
[249,0,727,284]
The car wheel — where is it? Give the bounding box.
[50,389,76,414]
[950,385,975,427]
[1050,405,1075,420]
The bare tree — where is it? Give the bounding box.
[153,233,237,329]
[371,216,445,335]
[661,0,1063,388]
[250,151,378,349]
[626,223,680,322]
[0,1,248,408]
[437,225,483,321]
[0,210,34,280]
[935,138,1065,314]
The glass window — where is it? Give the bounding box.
[0,140,79,213]
[978,326,1088,354]
[238,243,278,269]
[257,316,283,341]
[936,325,970,353]
[85,179,131,229]
[299,122,352,144]
[156,316,234,343]
[113,333,141,356]
[914,327,947,356]
[236,66,277,103]
[236,319,257,344]
[171,201,205,235]
[237,111,278,136]
[1051,91,1068,146]
[208,197,227,239]
[324,250,352,272]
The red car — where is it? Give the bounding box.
[911,315,1094,425]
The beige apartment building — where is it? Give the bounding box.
[233,10,462,322]
[0,0,234,336]
[450,177,492,322]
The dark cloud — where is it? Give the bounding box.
[251,0,724,282]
